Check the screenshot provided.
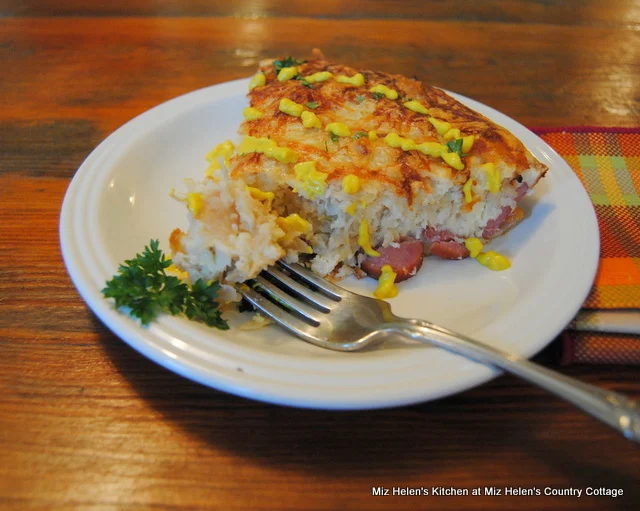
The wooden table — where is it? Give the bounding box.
[1,2,639,510]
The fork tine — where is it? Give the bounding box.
[250,275,325,325]
[263,266,336,312]
[236,283,323,343]
[276,261,344,300]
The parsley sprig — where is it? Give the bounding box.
[102,240,228,329]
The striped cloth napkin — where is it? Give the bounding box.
[533,128,640,365]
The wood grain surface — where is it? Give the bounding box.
[1,2,639,510]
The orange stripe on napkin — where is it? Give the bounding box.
[595,258,640,287]
[534,128,640,365]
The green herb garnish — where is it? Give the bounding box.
[295,76,313,88]
[446,138,469,158]
[184,279,228,328]
[305,101,319,109]
[356,95,365,104]
[324,141,329,152]
[102,239,228,329]
[372,92,385,100]
[352,131,367,139]
[273,56,305,71]
[330,133,340,142]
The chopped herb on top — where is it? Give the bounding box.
[102,239,228,329]
[352,131,367,139]
[273,57,305,71]
[305,101,320,109]
[372,92,385,100]
[356,95,365,104]
[330,133,340,142]
[446,139,470,158]
[295,76,313,88]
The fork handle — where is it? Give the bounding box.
[387,318,640,443]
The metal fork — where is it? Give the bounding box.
[236,261,640,443]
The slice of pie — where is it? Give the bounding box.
[170,50,548,289]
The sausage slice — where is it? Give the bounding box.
[361,238,424,281]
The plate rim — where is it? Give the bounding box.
[59,78,600,409]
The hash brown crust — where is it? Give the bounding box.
[231,51,547,203]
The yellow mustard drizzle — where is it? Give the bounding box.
[374,265,399,299]
[344,203,358,216]
[358,220,380,257]
[277,66,298,81]
[301,110,322,129]
[481,163,501,193]
[417,141,447,158]
[268,147,298,163]
[279,98,304,117]
[276,213,312,234]
[441,151,464,171]
[205,140,235,175]
[248,73,266,90]
[243,107,263,121]
[463,179,474,203]
[369,84,399,100]
[342,174,361,194]
[384,132,417,151]
[325,122,352,138]
[464,238,484,258]
[337,73,365,86]
[247,186,275,203]
[294,161,328,198]
[238,136,298,164]
[476,251,511,271]
[383,133,447,159]
[462,135,475,153]
[428,117,452,136]
[443,128,461,141]
[304,71,332,83]
[403,100,429,115]
[238,136,275,153]
[187,193,205,217]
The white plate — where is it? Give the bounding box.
[60,78,599,409]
